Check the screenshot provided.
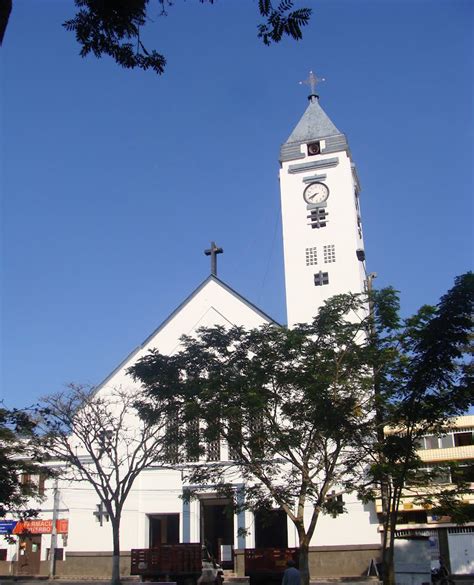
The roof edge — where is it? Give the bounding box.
[92,275,280,394]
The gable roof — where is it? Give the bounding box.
[93,275,279,393]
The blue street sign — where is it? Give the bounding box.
[0,520,18,534]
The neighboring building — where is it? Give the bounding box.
[2,81,382,578]
[376,416,474,575]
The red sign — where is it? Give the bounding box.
[13,519,68,535]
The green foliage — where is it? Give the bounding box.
[63,0,166,74]
[0,405,50,520]
[63,0,312,74]
[378,273,473,439]
[130,292,375,551]
[130,273,472,585]
[257,0,312,45]
[365,272,474,585]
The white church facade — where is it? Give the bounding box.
[2,83,387,578]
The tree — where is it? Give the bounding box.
[129,293,376,585]
[1,1,312,73]
[362,273,474,585]
[0,405,50,526]
[40,384,169,585]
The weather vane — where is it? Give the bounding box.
[299,70,325,96]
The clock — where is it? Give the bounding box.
[303,182,329,205]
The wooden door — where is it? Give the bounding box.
[18,535,41,575]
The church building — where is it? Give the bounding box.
[2,76,385,578]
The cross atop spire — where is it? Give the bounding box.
[204,241,223,276]
[299,70,325,101]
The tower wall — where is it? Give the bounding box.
[280,126,367,327]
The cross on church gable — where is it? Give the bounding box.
[204,241,223,276]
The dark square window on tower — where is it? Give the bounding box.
[307,141,321,156]
[308,208,328,229]
[314,271,329,286]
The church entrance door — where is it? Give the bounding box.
[255,509,288,548]
[200,497,234,567]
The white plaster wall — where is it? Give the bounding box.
[280,146,367,327]
[283,494,379,548]
[31,279,273,557]
[279,141,379,548]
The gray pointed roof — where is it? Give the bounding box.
[285,97,341,144]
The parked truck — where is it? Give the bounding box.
[131,544,224,585]
[245,548,299,585]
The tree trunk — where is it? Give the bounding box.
[298,541,310,585]
[382,511,396,585]
[111,517,121,585]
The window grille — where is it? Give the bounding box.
[314,271,329,286]
[305,247,317,266]
[418,429,474,450]
[308,208,328,229]
[186,418,200,462]
[207,439,221,461]
[165,414,179,463]
[323,244,336,263]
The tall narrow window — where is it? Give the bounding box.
[38,474,46,496]
[227,417,243,460]
[20,474,31,486]
[206,419,221,462]
[186,418,200,462]
[165,411,179,463]
[207,438,221,461]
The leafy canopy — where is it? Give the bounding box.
[130,293,375,534]
[63,0,312,74]
[0,405,50,520]
[362,273,474,585]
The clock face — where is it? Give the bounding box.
[303,182,329,204]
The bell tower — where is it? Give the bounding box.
[279,75,367,327]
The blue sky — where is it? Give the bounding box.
[1,0,473,409]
